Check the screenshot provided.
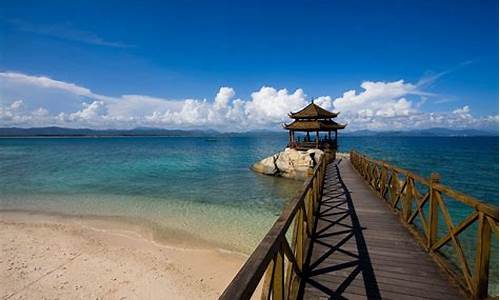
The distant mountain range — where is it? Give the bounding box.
[0,126,497,137]
[0,127,217,137]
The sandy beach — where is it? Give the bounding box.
[0,211,246,300]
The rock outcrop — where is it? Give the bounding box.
[251,148,324,181]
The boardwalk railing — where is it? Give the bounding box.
[350,151,499,299]
[220,157,327,300]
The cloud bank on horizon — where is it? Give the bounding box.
[0,71,498,132]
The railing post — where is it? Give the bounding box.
[473,212,492,299]
[390,169,400,207]
[427,172,440,250]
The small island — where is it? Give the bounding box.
[251,101,346,180]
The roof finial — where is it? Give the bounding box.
[311,97,315,104]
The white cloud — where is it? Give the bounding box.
[245,87,307,124]
[333,80,417,118]
[313,96,333,111]
[0,72,92,97]
[69,101,108,121]
[0,71,497,131]
[0,100,54,126]
[214,87,235,111]
[452,105,470,115]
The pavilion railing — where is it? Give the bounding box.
[350,151,499,299]
[220,157,327,300]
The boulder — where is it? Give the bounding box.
[251,148,324,181]
[250,154,279,175]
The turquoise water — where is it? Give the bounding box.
[0,136,303,253]
[340,136,498,205]
[0,135,498,256]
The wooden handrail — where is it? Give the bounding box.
[220,157,327,300]
[350,150,498,300]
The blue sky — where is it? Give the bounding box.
[0,0,498,131]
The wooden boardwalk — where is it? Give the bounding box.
[300,159,465,300]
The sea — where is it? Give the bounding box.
[0,134,498,291]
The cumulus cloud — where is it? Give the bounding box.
[214,87,235,111]
[452,105,470,115]
[332,80,417,118]
[245,87,308,124]
[0,71,497,131]
[0,100,54,126]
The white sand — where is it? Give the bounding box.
[0,211,247,299]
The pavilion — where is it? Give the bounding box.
[284,101,346,151]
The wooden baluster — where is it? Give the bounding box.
[427,173,440,250]
[306,189,314,236]
[402,177,414,223]
[260,260,274,300]
[473,212,492,299]
[272,245,284,300]
[370,162,377,188]
[286,208,304,300]
[296,209,304,270]
[390,169,400,207]
[380,162,387,198]
[285,211,299,299]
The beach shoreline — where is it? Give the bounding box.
[0,210,246,299]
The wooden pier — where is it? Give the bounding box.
[220,152,498,300]
[301,159,463,299]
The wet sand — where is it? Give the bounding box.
[0,211,246,299]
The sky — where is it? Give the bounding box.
[0,0,498,131]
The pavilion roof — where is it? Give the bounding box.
[284,119,346,131]
[289,102,339,119]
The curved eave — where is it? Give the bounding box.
[289,112,339,119]
[284,120,347,131]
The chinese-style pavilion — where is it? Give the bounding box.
[284,101,346,150]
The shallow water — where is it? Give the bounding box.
[0,136,303,253]
[0,135,498,256]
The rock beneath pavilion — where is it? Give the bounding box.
[251,148,324,181]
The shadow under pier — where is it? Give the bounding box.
[299,160,381,299]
